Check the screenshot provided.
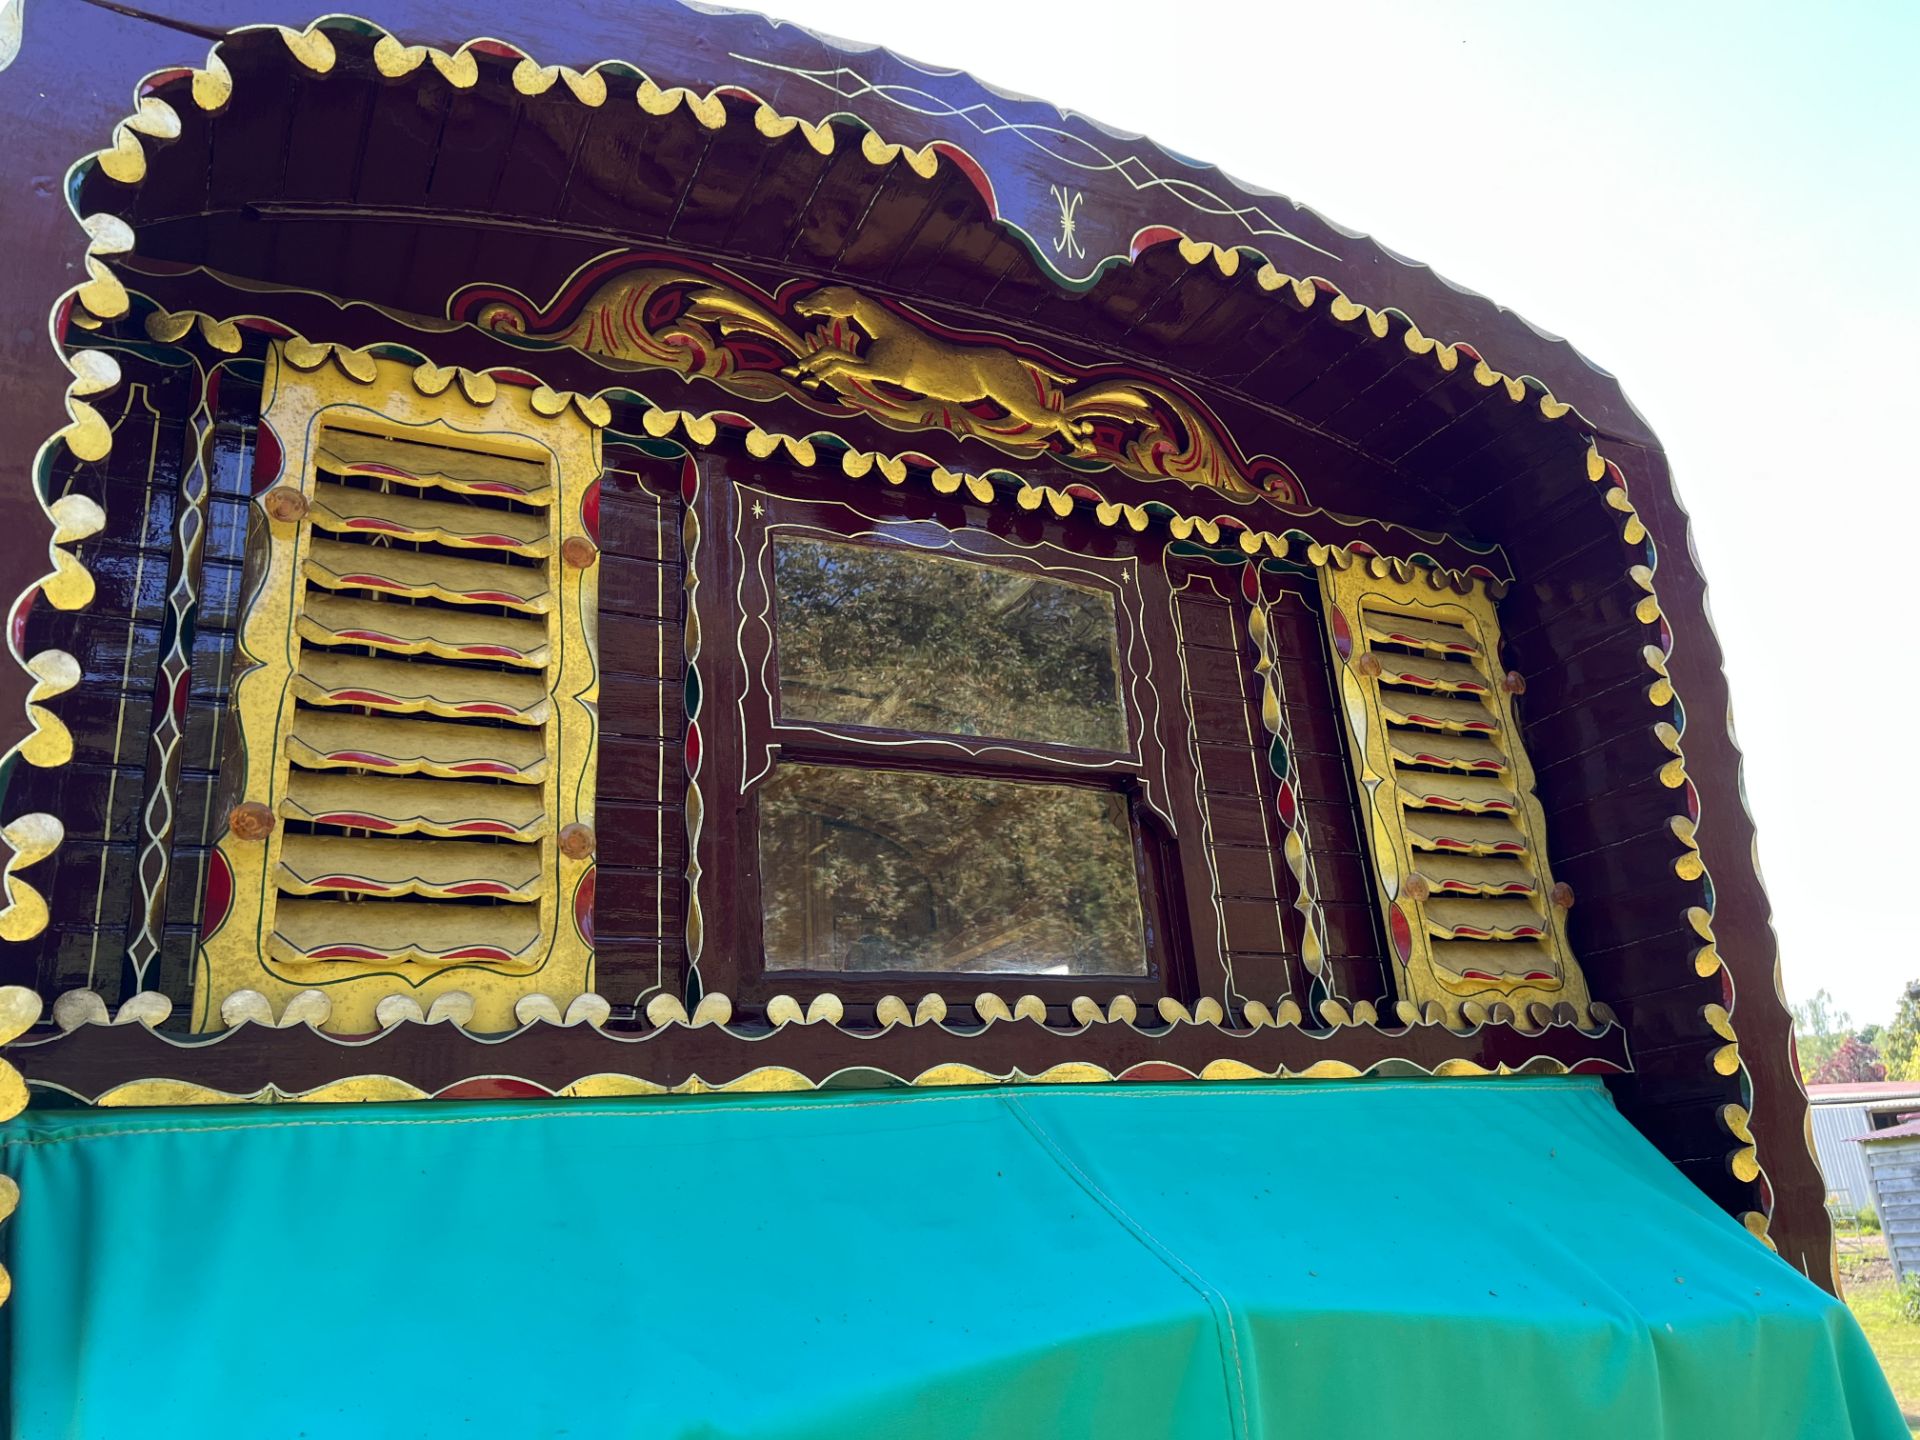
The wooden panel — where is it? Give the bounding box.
[592,460,689,1005]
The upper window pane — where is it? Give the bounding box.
[772,536,1126,751]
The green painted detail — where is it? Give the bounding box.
[1267,735,1289,781]
[1258,557,1319,579]
[1168,540,1252,569]
[1053,451,1113,475]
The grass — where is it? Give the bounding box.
[1838,1230,1920,1434]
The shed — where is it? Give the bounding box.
[1809,1082,1920,1217]
[1859,1121,1920,1282]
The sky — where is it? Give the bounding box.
[753,0,1920,1023]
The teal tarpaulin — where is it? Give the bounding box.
[0,1077,1903,1438]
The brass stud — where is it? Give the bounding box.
[1502,670,1527,695]
[1403,874,1430,902]
[561,535,599,569]
[1354,652,1383,678]
[558,822,596,859]
[1551,881,1576,910]
[228,802,275,840]
[262,487,308,524]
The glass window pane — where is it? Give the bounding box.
[773,536,1126,751]
[759,764,1148,976]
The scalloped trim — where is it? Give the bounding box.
[1578,445,1772,1238]
[46,981,1623,1043]
[33,981,1625,1109]
[0,986,42,1311]
[0,339,113,942]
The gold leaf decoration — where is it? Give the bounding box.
[114,992,171,1027]
[426,991,476,1027]
[375,994,426,1028]
[52,989,109,1031]
[513,993,564,1026]
[218,990,273,1028]
[647,993,692,1028]
[0,815,62,942]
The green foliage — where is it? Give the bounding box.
[1859,1206,1885,1235]
[1843,1262,1920,1413]
[1883,982,1920,1083]
[1794,988,1855,1082]
[1900,1275,1920,1326]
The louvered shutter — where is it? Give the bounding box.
[1320,561,1594,1027]
[198,350,599,1032]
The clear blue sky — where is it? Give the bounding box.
[761,0,1920,1023]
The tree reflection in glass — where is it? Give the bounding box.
[773,536,1127,751]
[759,764,1148,975]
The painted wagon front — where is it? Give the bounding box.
[0,3,1899,1435]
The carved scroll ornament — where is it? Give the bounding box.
[452,257,1306,510]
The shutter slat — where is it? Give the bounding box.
[298,593,551,667]
[292,652,551,725]
[278,834,543,902]
[309,479,551,556]
[304,538,551,613]
[318,430,552,502]
[1407,854,1537,897]
[269,897,546,968]
[1427,939,1562,984]
[1402,811,1529,856]
[288,710,549,783]
[1396,774,1520,814]
[1361,613,1482,656]
[1424,895,1548,941]
[1386,729,1508,774]
[1378,692,1501,734]
[283,772,546,840]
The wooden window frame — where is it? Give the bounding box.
[687,455,1255,1019]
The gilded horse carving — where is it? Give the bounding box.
[780,286,1123,452]
[462,261,1301,507]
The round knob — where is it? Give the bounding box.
[1551,882,1576,910]
[1355,653,1383,678]
[228,802,276,840]
[559,822,596,860]
[263,488,309,524]
[1403,874,1431,902]
[1501,670,1527,695]
[561,536,599,569]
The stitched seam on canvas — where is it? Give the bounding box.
[1000,1092,1252,1440]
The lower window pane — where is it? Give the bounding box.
[759,763,1148,976]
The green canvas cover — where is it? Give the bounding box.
[0,1076,1902,1438]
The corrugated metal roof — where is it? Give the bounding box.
[1808,1081,1920,1105]
[1858,1119,1920,1143]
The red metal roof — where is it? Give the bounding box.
[1856,1118,1920,1143]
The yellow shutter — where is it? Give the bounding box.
[1320,561,1595,1027]
[196,349,600,1033]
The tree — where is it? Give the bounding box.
[1792,989,1853,1082]
[1811,1033,1887,1085]
[1881,982,1920,1082]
